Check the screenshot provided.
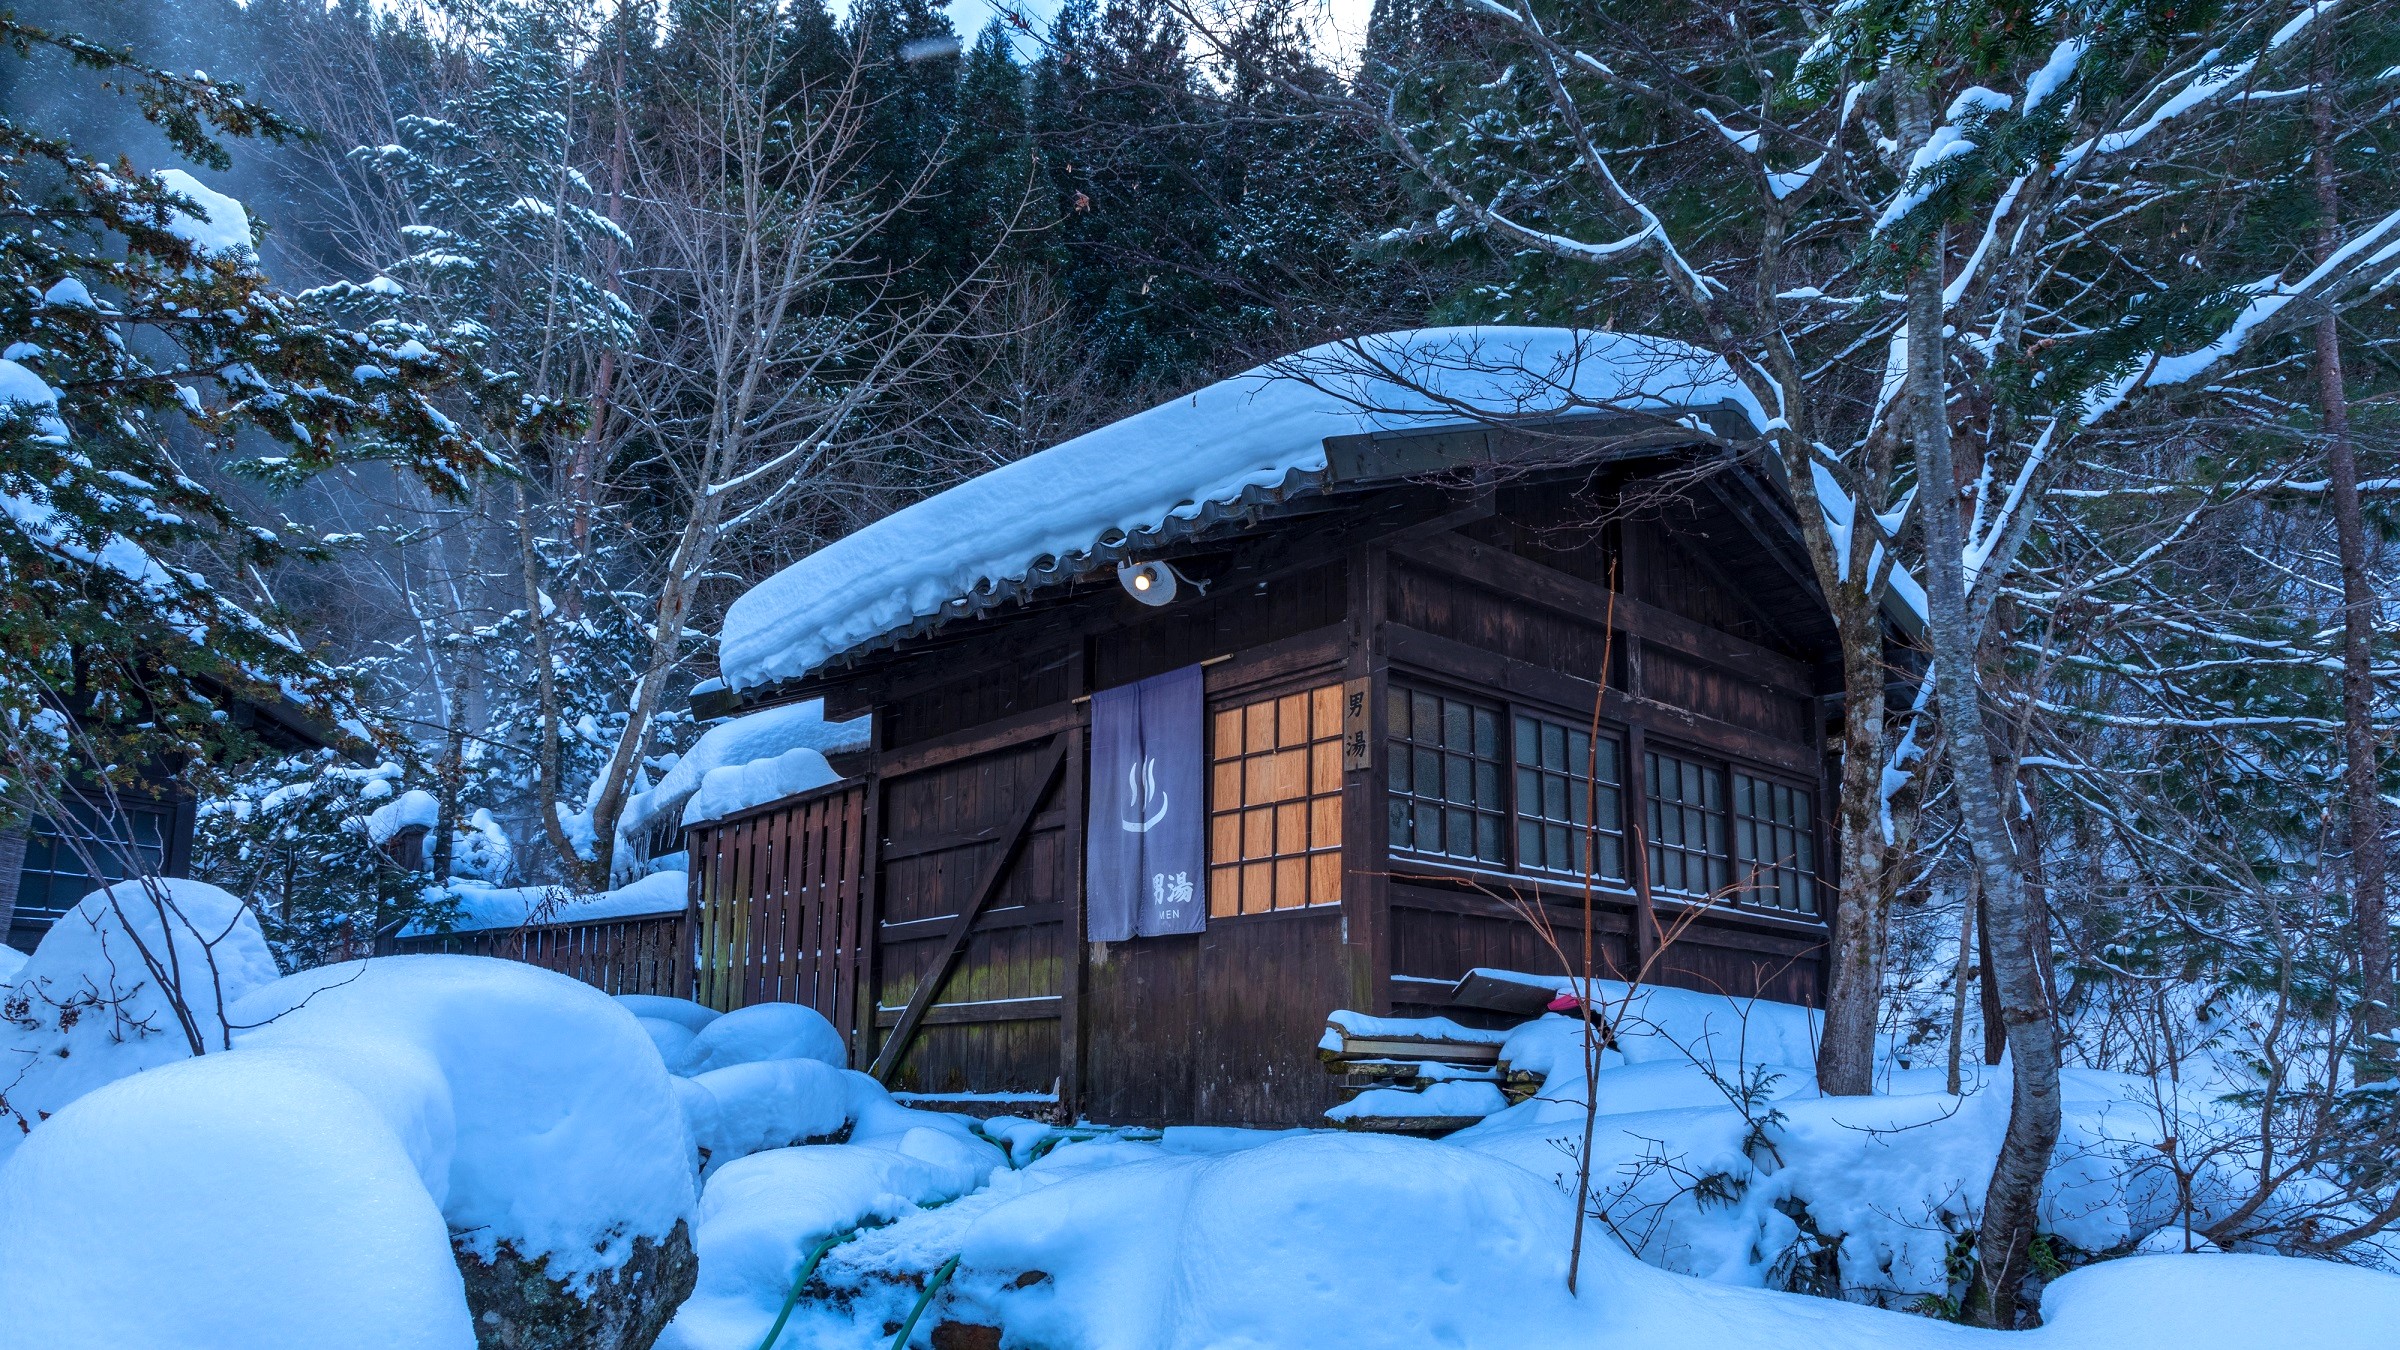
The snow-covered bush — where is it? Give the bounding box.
[0,878,279,1157]
[1448,984,2183,1307]
[0,1050,475,1349]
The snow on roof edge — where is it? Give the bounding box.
[718,328,1766,693]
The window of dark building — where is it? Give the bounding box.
[1644,750,1728,896]
[14,799,172,936]
[1513,715,1626,882]
[1209,684,1345,916]
[1733,774,1817,915]
[1388,686,1505,866]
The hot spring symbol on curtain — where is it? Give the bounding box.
[1086,663,1206,939]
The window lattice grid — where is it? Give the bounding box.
[1513,715,1626,881]
[1644,751,1728,896]
[1208,683,1346,917]
[1733,774,1818,914]
[1387,686,1506,865]
[17,801,170,924]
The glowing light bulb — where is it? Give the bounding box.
[1117,560,1177,607]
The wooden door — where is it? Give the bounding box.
[868,736,1073,1097]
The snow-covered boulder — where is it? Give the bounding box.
[0,878,279,1158]
[0,1051,474,1350]
[671,1001,845,1075]
[1,956,700,1350]
[235,958,698,1347]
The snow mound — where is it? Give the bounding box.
[0,878,279,1159]
[0,356,69,440]
[913,1132,2400,1350]
[718,327,1763,690]
[233,956,697,1279]
[0,1050,475,1349]
[365,786,439,844]
[156,169,254,256]
[617,699,867,864]
[941,1133,1625,1348]
[620,995,721,1065]
[0,943,25,986]
[660,1145,990,1350]
[680,746,838,829]
[620,994,723,1032]
[672,1001,845,1075]
[681,1058,858,1171]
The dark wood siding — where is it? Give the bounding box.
[1384,873,1824,1014]
[1085,908,1348,1125]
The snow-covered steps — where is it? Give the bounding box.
[1316,1011,1537,1134]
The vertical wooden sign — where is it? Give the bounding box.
[1341,676,1373,772]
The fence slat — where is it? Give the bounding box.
[386,911,689,998]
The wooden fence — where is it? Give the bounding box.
[388,910,691,998]
[686,778,874,1057]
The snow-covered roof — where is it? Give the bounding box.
[617,698,869,851]
[718,328,1766,693]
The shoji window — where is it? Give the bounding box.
[1208,683,1345,916]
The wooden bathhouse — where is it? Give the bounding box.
[684,328,1878,1128]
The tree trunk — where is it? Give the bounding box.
[1817,617,1895,1095]
[1948,873,1978,1096]
[1897,84,2063,1328]
[2312,19,2392,1069]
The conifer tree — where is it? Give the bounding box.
[0,20,474,835]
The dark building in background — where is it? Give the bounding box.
[1,691,341,954]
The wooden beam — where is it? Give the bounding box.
[874,995,1064,1028]
[868,738,1069,1084]
[1391,532,1813,694]
[1383,623,1821,776]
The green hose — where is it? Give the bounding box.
[754,1229,856,1350]
[887,1254,962,1350]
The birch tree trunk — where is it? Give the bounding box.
[1896,83,2062,1329]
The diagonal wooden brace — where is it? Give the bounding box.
[868,737,1068,1085]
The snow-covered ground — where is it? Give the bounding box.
[3,898,2394,1349]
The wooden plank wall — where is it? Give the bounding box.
[1384,879,1823,1017]
[686,780,875,1062]
[388,912,691,998]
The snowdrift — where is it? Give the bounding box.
[0,878,280,1158]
